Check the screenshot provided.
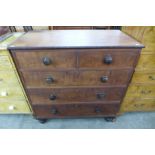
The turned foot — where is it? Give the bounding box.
[104,117,116,122]
[37,119,48,124]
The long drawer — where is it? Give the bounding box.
[0,100,31,114]
[27,87,126,104]
[33,102,120,118]
[22,69,133,88]
[13,50,77,70]
[79,49,140,69]
[12,49,140,70]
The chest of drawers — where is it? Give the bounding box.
[0,33,31,114]
[8,30,144,123]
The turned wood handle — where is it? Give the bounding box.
[46,76,54,84]
[95,107,102,113]
[103,55,113,64]
[100,76,108,82]
[96,93,106,99]
[42,57,52,65]
[49,94,57,100]
[51,108,58,114]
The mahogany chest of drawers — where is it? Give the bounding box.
[8,30,144,123]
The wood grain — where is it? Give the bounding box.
[21,69,133,87]
[33,102,120,118]
[8,30,144,49]
[27,87,126,104]
[13,50,77,70]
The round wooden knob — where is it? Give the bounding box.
[100,76,108,83]
[42,57,52,65]
[104,55,113,64]
[97,93,106,99]
[95,107,102,113]
[51,108,58,114]
[46,76,54,84]
[49,94,57,100]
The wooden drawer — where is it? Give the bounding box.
[0,87,25,100]
[13,50,77,70]
[131,71,155,84]
[0,50,9,56]
[0,100,31,114]
[79,49,140,69]
[22,69,133,88]
[0,71,20,86]
[120,97,155,112]
[136,53,155,69]
[33,102,120,118]
[125,84,155,98]
[0,55,13,70]
[27,87,126,104]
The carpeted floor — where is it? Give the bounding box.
[0,112,155,129]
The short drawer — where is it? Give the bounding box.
[0,100,31,113]
[33,102,120,118]
[13,50,77,70]
[0,71,20,86]
[136,53,155,69]
[125,84,155,98]
[0,50,9,56]
[79,49,139,69]
[0,55,13,70]
[0,87,26,100]
[131,71,155,84]
[27,87,126,104]
[22,69,132,87]
[121,97,155,112]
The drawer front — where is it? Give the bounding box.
[0,55,13,70]
[33,102,120,118]
[79,49,139,69]
[0,71,20,86]
[0,87,25,100]
[131,71,155,84]
[0,100,31,113]
[27,87,126,104]
[136,54,155,69]
[0,50,9,56]
[13,50,77,70]
[120,97,155,112]
[125,84,155,98]
[22,69,133,88]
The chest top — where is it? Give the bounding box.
[8,30,144,50]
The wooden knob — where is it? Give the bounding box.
[46,76,54,84]
[100,76,108,83]
[49,94,57,100]
[97,93,106,99]
[51,108,58,114]
[42,57,52,65]
[104,55,113,64]
[95,107,102,113]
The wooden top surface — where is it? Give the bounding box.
[8,30,144,50]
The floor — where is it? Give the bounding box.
[0,112,155,129]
